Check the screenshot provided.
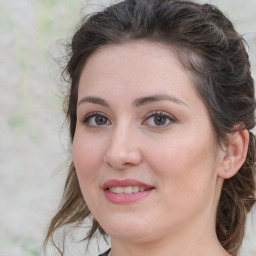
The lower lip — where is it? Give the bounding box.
[104,189,153,204]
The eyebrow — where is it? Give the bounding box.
[77,94,188,108]
[134,94,188,107]
[77,96,110,107]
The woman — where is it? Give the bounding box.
[44,0,256,255]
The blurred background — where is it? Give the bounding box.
[0,0,255,255]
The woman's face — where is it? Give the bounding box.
[73,41,224,242]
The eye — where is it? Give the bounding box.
[143,111,175,127]
[82,112,111,127]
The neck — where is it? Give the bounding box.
[110,233,230,256]
[109,208,230,256]
[109,178,230,256]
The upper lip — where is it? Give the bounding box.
[102,179,154,190]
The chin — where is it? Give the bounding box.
[107,229,153,243]
[99,214,153,242]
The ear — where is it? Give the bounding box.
[217,129,249,179]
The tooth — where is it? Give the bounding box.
[108,186,148,194]
[124,186,133,194]
[116,187,124,194]
[132,186,140,193]
[109,187,116,193]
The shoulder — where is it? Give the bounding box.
[98,248,111,256]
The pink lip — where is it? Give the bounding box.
[102,179,155,204]
[102,179,153,190]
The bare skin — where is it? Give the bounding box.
[73,41,248,256]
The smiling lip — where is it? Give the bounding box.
[103,179,155,204]
[102,179,153,190]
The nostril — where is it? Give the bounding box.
[103,148,142,170]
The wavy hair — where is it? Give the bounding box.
[44,1,256,255]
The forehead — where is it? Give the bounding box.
[78,40,198,104]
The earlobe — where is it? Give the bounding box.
[217,129,249,179]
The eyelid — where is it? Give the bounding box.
[144,110,176,120]
[80,110,176,127]
[142,110,176,127]
[81,111,111,126]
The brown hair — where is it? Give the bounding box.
[44,0,256,255]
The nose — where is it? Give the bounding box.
[103,124,142,170]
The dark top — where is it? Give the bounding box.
[98,248,111,256]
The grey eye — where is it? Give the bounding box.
[145,113,174,127]
[153,115,167,126]
[83,113,111,127]
[95,115,108,125]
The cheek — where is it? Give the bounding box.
[72,132,104,203]
[148,133,216,198]
[72,128,106,173]
[73,142,97,176]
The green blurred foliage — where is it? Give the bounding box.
[36,0,87,53]
[9,235,41,256]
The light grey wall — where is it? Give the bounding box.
[0,0,255,255]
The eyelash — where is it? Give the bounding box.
[143,111,176,128]
[81,112,111,127]
[81,111,176,128]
